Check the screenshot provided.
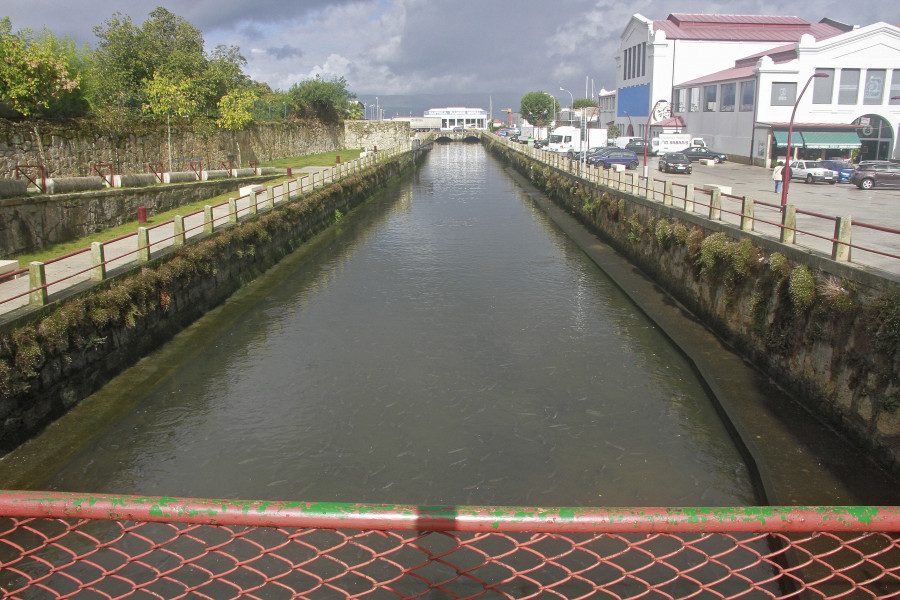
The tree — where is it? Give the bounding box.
[573,98,596,109]
[519,91,558,129]
[217,88,257,131]
[288,76,356,122]
[607,123,622,139]
[143,72,200,170]
[0,17,79,117]
[90,12,145,109]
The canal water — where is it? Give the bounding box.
[18,143,759,507]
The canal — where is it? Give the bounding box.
[2,143,895,506]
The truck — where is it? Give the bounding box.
[649,134,706,156]
[546,126,608,155]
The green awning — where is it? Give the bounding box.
[800,131,861,149]
[772,130,861,149]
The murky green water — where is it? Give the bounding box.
[25,144,757,506]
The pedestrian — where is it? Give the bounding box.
[772,162,784,193]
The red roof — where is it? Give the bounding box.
[653,116,685,127]
[652,13,845,42]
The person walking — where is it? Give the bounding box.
[772,162,784,193]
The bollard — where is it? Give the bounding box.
[137,206,147,223]
[336,155,341,164]
[287,167,293,177]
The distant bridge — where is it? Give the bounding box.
[433,129,484,142]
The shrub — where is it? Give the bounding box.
[672,224,689,246]
[817,276,854,314]
[788,265,816,313]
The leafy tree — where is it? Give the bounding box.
[288,75,356,122]
[143,72,199,118]
[217,88,257,131]
[519,91,558,129]
[200,44,249,113]
[607,123,622,139]
[0,17,79,117]
[573,98,596,109]
[90,12,145,109]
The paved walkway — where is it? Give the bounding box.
[0,166,334,323]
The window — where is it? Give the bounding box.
[688,87,700,112]
[864,69,886,105]
[704,85,717,111]
[721,83,736,111]
[838,69,860,104]
[892,70,900,105]
[641,42,646,77]
[740,80,755,111]
[771,82,797,106]
[812,68,834,104]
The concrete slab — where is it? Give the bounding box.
[0,260,19,276]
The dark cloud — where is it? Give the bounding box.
[267,45,304,60]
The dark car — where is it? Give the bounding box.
[682,146,728,163]
[588,149,639,169]
[658,152,692,174]
[625,140,648,154]
[818,159,854,183]
[850,162,900,189]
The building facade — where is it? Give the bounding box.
[614,13,850,142]
[423,107,488,130]
[671,22,900,164]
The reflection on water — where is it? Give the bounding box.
[36,144,756,506]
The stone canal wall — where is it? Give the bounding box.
[0,152,419,455]
[484,136,900,475]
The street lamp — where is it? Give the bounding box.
[560,86,574,125]
[781,72,829,207]
[643,99,667,176]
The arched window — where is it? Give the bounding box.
[852,114,895,161]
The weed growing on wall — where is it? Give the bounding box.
[788,265,817,313]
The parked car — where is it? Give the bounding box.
[587,149,640,169]
[818,159,854,183]
[625,140,648,154]
[682,146,728,163]
[657,152,692,174]
[788,160,837,184]
[850,162,900,189]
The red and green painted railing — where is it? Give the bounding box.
[1,491,898,599]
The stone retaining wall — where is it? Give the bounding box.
[0,176,278,257]
[485,136,900,475]
[0,119,409,180]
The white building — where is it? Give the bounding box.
[423,107,488,130]
[672,22,900,164]
[614,14,850,140]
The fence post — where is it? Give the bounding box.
[664,180,673,206]
[685,183,695,213]
[709,187,721,221]
[174,215,185,247]
[228,198,238,224]
[137,227,150,263]
[266,187,275,211]
[780,206,796,244]
[832,215,852,262]
[630,172,639,194]
[91,242,106,281]
[741,196,755,231]
[247,192,257,217]
[301,175,309,194]
[28,261,47,306]
[645,177,654,200]
[204,205,214,234]
[255,189,267,213]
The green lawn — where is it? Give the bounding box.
[11,149,365,266]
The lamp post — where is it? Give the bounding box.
[560,86,574,124]
[781,72,829,207]
[643,99,667,176]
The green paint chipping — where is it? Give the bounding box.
[816,506,881,527]
[150,504,165,517]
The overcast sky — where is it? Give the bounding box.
[4,0,898,115]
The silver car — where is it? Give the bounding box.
[788,160,837,184]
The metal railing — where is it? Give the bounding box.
[0,147,407,314]
[1,491,898,599]
[493,135,900,269]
